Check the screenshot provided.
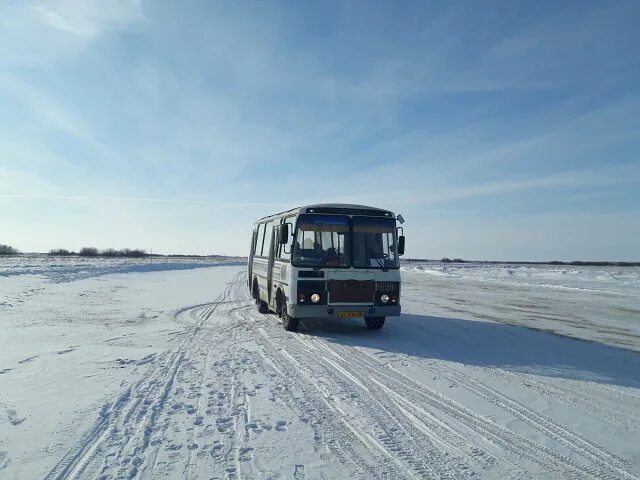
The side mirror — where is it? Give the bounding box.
[398,236,405,256]
[278,223,289,244]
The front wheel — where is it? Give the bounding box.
[364,316,385,330]
[281,303,300,332]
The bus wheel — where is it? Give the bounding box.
[364,317,385,330]
[281,303,300,332]
[276,290,285,318]
[252,279,260,304]
[258,299,268,314]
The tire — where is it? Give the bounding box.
[276,290,284,318]
[258,299,268,314]
[281,303,300,332]
[252,279,260,304]
[364,316,385,330]
[283,315,300,332]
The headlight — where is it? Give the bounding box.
[380,294,389,303]
[310,293,321,304]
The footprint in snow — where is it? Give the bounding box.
[239,447,254,461]
[0,451,9,470]
[209,441,224,459]
[216,417,233,433]
[294,464,306,480]
[6,410,25,426]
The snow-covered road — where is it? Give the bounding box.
[2,263,640,479]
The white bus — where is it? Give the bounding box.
[248,204,405,331]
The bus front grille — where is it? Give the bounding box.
[329,280,375,303]
[376,281,400,294]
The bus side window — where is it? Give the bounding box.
[275,223,284,260]
[250,229,257,257]
[254,224,262,257]
[262,221,274,257]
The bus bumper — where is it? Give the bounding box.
[288,304,401,319]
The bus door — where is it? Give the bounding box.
[248,228,257,290]
[266,225,276,304]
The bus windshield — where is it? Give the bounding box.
[292,214,351,268]
[292,214,399,269]
[352,216,399,269]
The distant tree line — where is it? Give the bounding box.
[401,257,640,267]
[48,247,148,258]
[440,257,467,263]
[548,260,640,267]
[0,244,19,255]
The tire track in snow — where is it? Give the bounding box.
[236,274,542,479]
[142,274,255,480]
[467,366,640,430]
[245,321,409,479]
[44,273,243,480]
[309,335,631,480]
[44,271,638,480]
[235,286,514,479]
[414,360,636,478]
[284,331,525,479]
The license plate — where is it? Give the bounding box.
[339,311,363,318]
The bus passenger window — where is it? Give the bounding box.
[262,221,274,256]
[256,223,265,257]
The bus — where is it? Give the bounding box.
[248,204,405,332]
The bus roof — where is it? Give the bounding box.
[254,203,395,224]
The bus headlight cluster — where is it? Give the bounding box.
[310,293,321,304]
[380,293,390,303]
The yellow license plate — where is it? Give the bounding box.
[339,311,363,318]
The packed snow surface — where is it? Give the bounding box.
[1,260,639,479]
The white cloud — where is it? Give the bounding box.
[0,0,145,66]
[31,0,144,37]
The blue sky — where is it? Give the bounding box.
[1,0,639,260]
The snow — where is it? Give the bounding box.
[402,261,640,296]
[1,259,639,479]
[0,255,245,282]
[402,262,640,352]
